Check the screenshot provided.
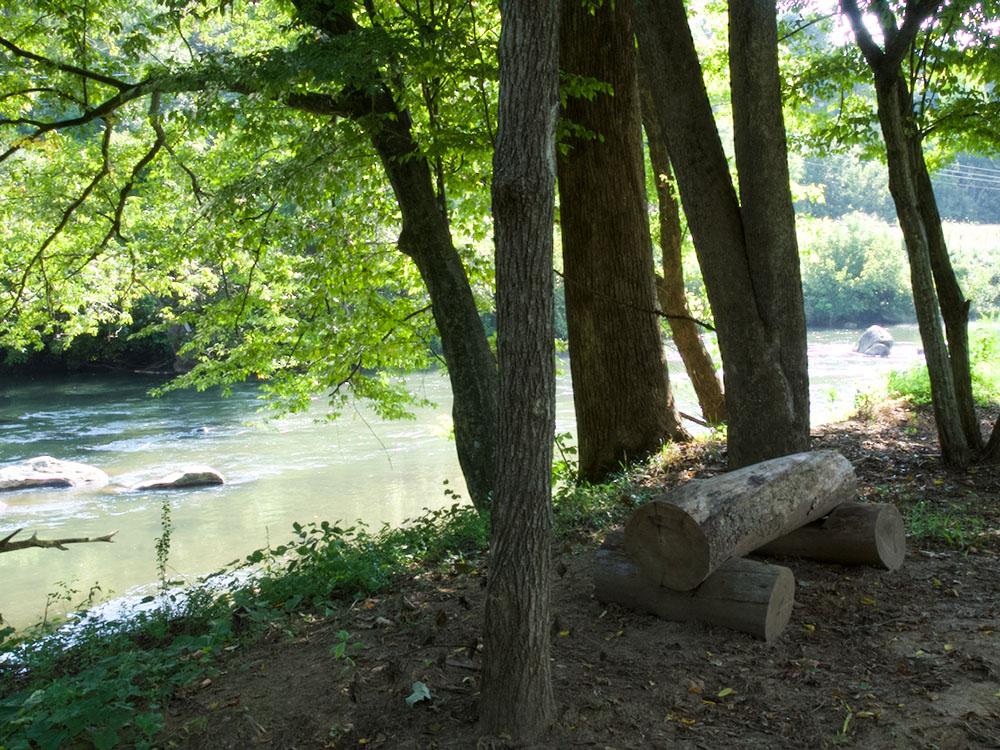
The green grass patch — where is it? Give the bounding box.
[888,327,1000,406]
[906,500,985,548]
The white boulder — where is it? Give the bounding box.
[0,456,109,492]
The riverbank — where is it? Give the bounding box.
[2,401,998,748]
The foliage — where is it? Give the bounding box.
[0,500,488,748]
[0,0,500,420]
[906,500,985,548]
[798,214,1000,327]
[798,213,914,326]
[888,326,1000,407]
[780,1,1000,163]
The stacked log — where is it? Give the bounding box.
[594,450,905,641]
[596,532,794,642]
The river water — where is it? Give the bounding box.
[0,327,924,628]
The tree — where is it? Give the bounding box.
[635,0,811,467]
[640,97,726,426]
[837,0,999,465]
[480,0,559,740]
[556,0,688,482]
[0,1,501,509]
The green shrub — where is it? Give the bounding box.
[798,213,915,327]
[888,327,1000,406]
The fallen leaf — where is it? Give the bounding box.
[405,681,432,707]
[717,687,735,698]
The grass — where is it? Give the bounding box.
[906,500,985,549]
[888,325,1000,407]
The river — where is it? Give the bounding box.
[0,326,924,628]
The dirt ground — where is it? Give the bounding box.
[163,405,1000,749]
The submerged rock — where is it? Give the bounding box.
[0,456,110,492]
[131,466,225,491]
[856,325,894,357]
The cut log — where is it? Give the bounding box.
[624,450,856,590]
[595,531,794,642]
[756,502,905,570]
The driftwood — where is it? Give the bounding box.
[595,532,794,642]
[756,502,905,570]
[0,527,118,554]
[624,450,856,590]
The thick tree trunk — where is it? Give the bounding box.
[872,73,971,467]
[557,0,688,482]
[624,450,855,590]
[756,502,905,570]
[596,531,794,642]
[728,0,810,445]
[479,0,559,741]
[641,98,726,426]
[634,0,809,468]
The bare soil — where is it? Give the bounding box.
[163,405,1000,749]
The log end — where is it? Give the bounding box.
[875,503,906,571]
[761,564,795,643]
[624,501,709,591]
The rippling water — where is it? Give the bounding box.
[0,326,923,627]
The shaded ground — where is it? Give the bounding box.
[163,405,1000,749]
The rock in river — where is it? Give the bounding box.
[0,456,110,492]
[856,325,894,357]
[131,466,225,491]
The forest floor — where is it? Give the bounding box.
[162,403,1000,749]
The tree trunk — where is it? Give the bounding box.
[624,450,855,590]
[291,1,498,511]
[913,152,982,450]
[557,0,688,482]
[634,0,809,468]
[372,119,499,510]
[641,97,726,426]
[479,0,559,741]
[871,71,971,467]
[756,502,905,570]
[728,0,810,445]
[840,0,987,467]
[596,531,794,642]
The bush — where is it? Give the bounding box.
[798,213,914,327]
[888,327,1000,406]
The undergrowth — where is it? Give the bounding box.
[0,431,672,749]
[888,328,1000,407]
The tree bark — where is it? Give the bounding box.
[756,502,905,570]
[840,0,989,467]
[624,450,855,591]
[728,0,810,445]
[479,0,559,740]
[557,0,688,482]
[596,531,794,642]
[871,71,971,466]
[635,0,809,468]
[641,97,726,426]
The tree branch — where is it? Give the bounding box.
[2,120,113,319]
[840,0,886,69]
[0,35,131,90]
[888,0,943,65]
[0,527,118,554]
